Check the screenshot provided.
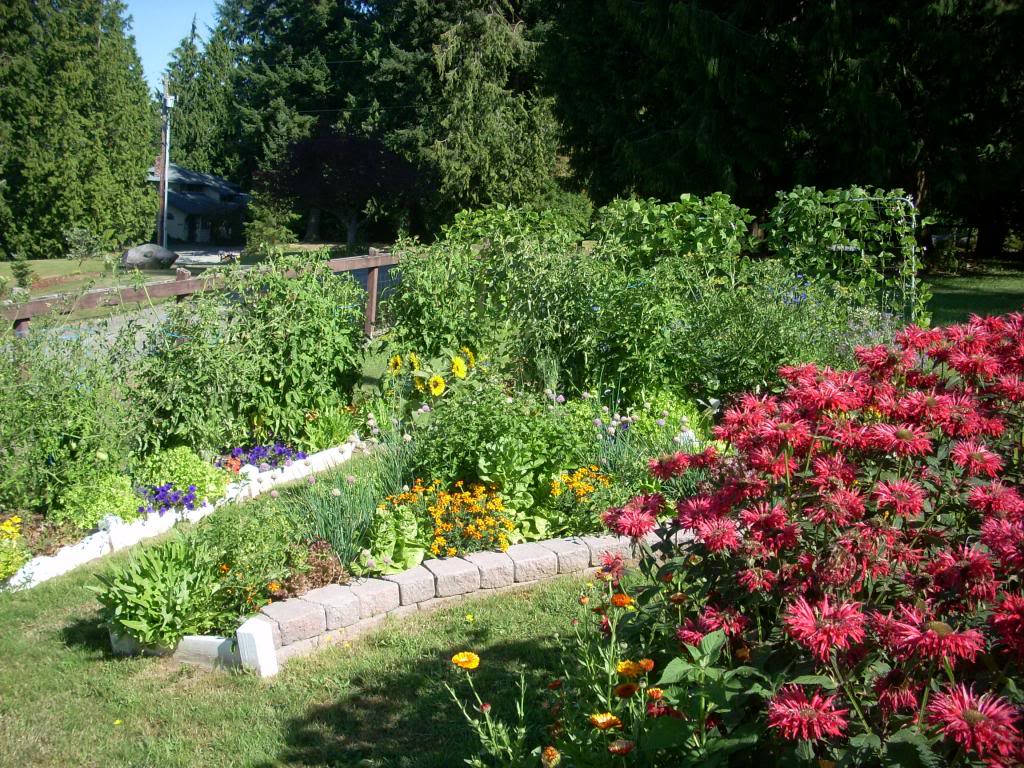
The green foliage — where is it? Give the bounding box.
[593,193,754,271]
[0,0,157,260]
[10,254,33,288]
[194,502,305,615]
[93,536,235,648]
[766,185,930,321]
[659,259,897,399]
[298,394,358,453]
[134,447,229,502]
[0,322,140,514]
[55,473,140,531]
[133,254,365,452]
[411,370,588,518]
[244,196,298,257]
[63,225,109,265]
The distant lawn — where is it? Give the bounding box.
[926,264,1024,326]
[0,552,584,768]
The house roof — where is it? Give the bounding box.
[167,190,247,218]
[147,163,243,196]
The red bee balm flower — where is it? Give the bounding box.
[873,479,926,518]
[868,423,934,457]
[951,440,1004,478]
[886,604,985,666]
[767,685,849,742]
[927,685,1021,761]
[990,593,1024,660]
[783,596,866,661]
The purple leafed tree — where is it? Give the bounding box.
[259,123,421,247]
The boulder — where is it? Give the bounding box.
[121,243,178,270]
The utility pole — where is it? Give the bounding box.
[156,76,175,249]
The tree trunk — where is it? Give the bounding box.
[975,212,1008,261]
[346,214,359,251]
[304,207,321,242]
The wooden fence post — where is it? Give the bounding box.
[364,247,380,337]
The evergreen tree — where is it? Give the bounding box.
[0,0,156,260]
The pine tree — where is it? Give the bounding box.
[0,0,156,260]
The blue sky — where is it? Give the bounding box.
[125,0,220,93]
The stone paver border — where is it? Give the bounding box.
[5,436,365,590]
[146,532,642,677]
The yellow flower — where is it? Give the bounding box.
[267,581,281,593]
[460,346,476,368]
[451,355,468,379]
[414,376,426,393]
[616,660,644,678]
[451,651,480,670]
[429,374,446,397]
[408,352,421,371]
[588,712,622,730]
[387,354,402,374]
[465,613,475,623]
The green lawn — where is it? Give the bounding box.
[0,555,583,768]
[925,265,1024,326]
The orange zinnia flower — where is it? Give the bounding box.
[639,658,655,672]
[614,683,639,698]
[610,593,634,608]
[608,739,635,756]
[540,745,561,768]
[451,651,480,670]
[589,712,622,730]
[647,687,665,700]
[616,660,644,678]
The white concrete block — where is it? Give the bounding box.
[238,616,279,678]
[173,635,239,669]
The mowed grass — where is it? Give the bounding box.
[0,555,584,768]
[926,265,1024,326]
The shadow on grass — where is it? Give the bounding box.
[259,634,563,768]
[60,613,113,657]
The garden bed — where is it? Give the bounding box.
[110,532,641,676]
[4,437,365,590]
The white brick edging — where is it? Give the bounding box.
[4,436,365,591]
[208,534,643,678]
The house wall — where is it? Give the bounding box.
[166,207,212,244]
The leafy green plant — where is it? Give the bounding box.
[93,537,234,648]
[134,253,366,452]
[63,225,111,267]
[135,447,229,503]
[298,394,358,452]
[766,185,930,321]
[194,502,306,615]
[592,193,753,272]
[0,515,30,582]
[244,195,298,257]
[55,473,141,530]
[0,321,140,514]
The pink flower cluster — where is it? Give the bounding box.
[611,314,1024,764]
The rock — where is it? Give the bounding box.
[121,243,178,270]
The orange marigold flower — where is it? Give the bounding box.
[218,563,230,574]
[608,739,635,756]
[267,581,281,592]
[639,658,655,672]
[578,595,590,606]
[589,712,622,730]
[614,683,639,698]
[647,687,665,700]
[616,660,644,678]
[451,651,480,670]
[540,745,561,768]
[610,593,634,608]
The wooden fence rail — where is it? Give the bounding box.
[3,247,398,336]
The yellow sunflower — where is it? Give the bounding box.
[387,354,402,374]
[460,346,476,368]
[429,374,446,397]
[408,352,421,371]
[451,355,468,379]
[451,651,480,670]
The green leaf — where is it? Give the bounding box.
[787,675,838,690]
[643,714,692,751]
[883,727,942,768]
[657,657,694,686]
